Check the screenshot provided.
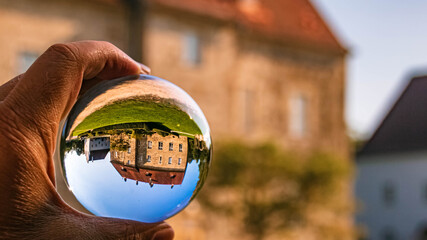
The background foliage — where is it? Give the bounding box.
[198,140,353,240]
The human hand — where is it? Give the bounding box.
[0,41,174,240]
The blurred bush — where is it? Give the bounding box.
[198,140,353,240]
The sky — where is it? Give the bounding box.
[310,0,427,138]
[64,151,199,223]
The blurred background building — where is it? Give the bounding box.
[0,0,352,239]
[0,0,348,155]
[357,76,427,240]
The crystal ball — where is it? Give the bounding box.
[56,74,211,223]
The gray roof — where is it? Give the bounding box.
[358,76,427,157]
[88,149,109,161]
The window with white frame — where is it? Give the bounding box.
[147,155,151,162]
[168,157,172,164]
[178,158,182,165]
[182,32,201,66]
[148,141,152,149]
[158,142,163,150]
[289,93,308,137]
[179,144,183,152]
[159,156,162,164]
[169,142,173,151]
[18,52,38,74]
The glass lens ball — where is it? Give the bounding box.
[57,74,211,223]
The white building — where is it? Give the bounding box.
[84,136,110,162]
[356,76,427,240]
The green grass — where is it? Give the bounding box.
[72,99,201,137]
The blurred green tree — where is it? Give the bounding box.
[198,140,352,240]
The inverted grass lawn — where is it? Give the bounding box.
[72,99,201,137]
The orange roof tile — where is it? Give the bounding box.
[151,0,346,53]
[111,161,185,185]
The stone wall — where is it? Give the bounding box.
[140,133,188,171]
[145,10,348,158]
[110,133,136,167]
[0,0,128,84]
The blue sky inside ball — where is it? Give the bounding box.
[63,151,200,223]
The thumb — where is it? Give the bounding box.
[0,41,144,183]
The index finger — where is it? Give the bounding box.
[3,41,144,127]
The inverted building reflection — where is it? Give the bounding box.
[78,122,190,187]
[110,131,188,187]
[84,137,110,162]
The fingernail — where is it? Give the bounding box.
[139,63,151,74]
